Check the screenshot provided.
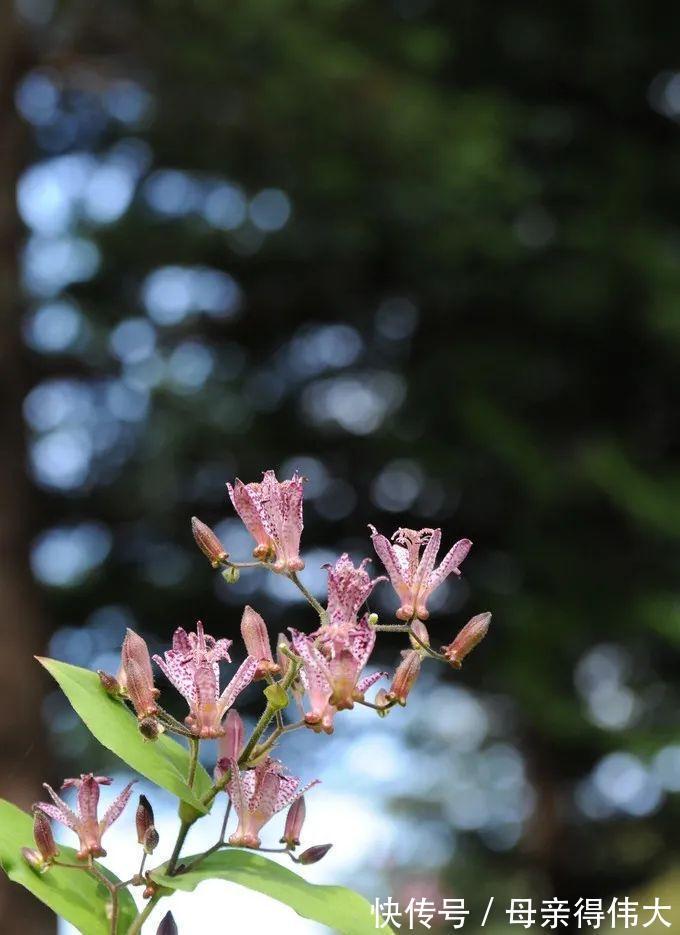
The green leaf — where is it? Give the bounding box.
[152,850,393,935]
[39,658,212,812]
[0,799,137,935]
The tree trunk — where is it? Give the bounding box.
[0,2,53,931]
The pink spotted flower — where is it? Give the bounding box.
[227,470,305,572]
[153,622,257,738]
[227,756,318,849]
[37,774,134,860]
[370,525,472,621]
[291,617,386,733]
[314,554,384,652]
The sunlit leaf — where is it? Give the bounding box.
[152,849,393,935]
[0,799,137,935]
[39,658,212,812]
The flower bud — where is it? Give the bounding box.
[241,606,279,679]
[97,670,121,696]
[221,565,240,584]
[136,795,158,854]
[33,807,58,862]
[191,517,228,567]
[374,688,391,716]
[367,612,379,627]
[280,796,306,848]
[220,710,244,763]
[409,619,430,651]
[156,911,178,935]
[442,612,492,668]
[122,629,158,719]
[298,843,332,865]
[138,716,162,741]
[144,827,160,854]
[22,847,46,872]
[385,650,421,706]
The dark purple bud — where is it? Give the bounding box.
[33,807,58,861]
[136,795,158,853]
[298,843,332,865]
[156,910,178,935]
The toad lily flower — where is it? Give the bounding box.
[291,618,386,731]
[227,757,318,848]
[370,525,472,621]
[314,554,384,652]
[227,470,305,572]
[153,621,258,738]
[37,774,134,860]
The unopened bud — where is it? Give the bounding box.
[374,688,391,716]
[191,517,228,567]
[97,670,121,696]
[221,565,240,584]
[298,843,332,865]
[32,807,58,862]
[241,606,279,679]
[409,619,430,651]
[442,612,492,668]
[144,827,160,854]
[280,796,306,848]
[156,911,178,935]
[367,613,379,627]
[138,716,162,741]
[122,629,158,718]
[136,795,158,853]
[22,847,46,872]
[385,650,421,706]
[220,710,244,763]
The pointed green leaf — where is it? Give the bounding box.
[0,799,137,935]
[152,850,393,935]
[39,658,212,812]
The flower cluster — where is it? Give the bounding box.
[24,468,490,934]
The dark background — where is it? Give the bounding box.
[1,0,679,931]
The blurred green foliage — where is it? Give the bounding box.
[12,0,680,921]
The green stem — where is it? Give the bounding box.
[187,737,200,789]
[287,570,326,619]
[87,860,119,935]
[126,892,162,935]
[219,798,232,843]
[166,821,191,876]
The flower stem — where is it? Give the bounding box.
[126,892,162,935]
[287,570,326,619]
[187,737,200,789]
[166,821,191,876]
[219,799,232,842]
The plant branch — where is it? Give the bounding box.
[286,570,326,619]
[126,892,162,935]
[187,737,200,789]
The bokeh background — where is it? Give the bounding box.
[1,0,680,932]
